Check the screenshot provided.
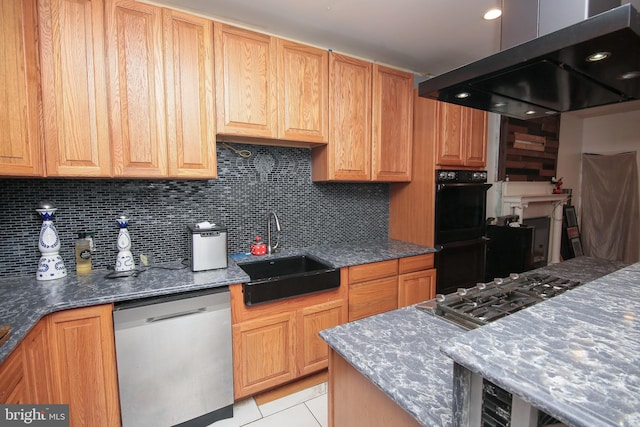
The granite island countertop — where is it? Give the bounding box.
[442,261,640,427]
[0,238,435,364]
[320,256,630,427]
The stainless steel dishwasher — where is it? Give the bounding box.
[113,287,233,427]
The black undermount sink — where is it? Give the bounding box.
[238,255,340,305]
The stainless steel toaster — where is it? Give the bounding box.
[187,224,228,271]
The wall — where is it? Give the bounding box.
[0,144,389,277]
[556,108,640,260]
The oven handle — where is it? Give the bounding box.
[436,237,489,250]
[436,183,492,192]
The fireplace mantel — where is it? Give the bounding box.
[501,189,570,264]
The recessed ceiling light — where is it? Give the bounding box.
[492,102,506,108]
[484,8,502,20]
[618,71,640,80]
[455,92,470,99]
[525,110,537,115]
[586,51,611,62]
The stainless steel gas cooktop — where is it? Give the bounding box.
[418,273,582,329]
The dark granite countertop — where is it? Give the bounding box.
[0,239,435,365]
[442,261,640,427]
[320,256,630,427]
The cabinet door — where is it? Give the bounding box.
[163,9,216,178]
[22,320,55,404]
[372,65,413,182]
[398,269,436,308]
[325,53,372,181]
[215,23,277,138]
[277,39,328,143]
[106,0,167,177]
[0,346,26,404]
[39,0,111,177]
[48,305,120,427]
[435,102,465,167]
[349,276,398,321]
[0,0,43,177]
[464,108,488,167]
[232,312,296,399]
[297,299,346,376]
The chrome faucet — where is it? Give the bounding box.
[267,211,281,254]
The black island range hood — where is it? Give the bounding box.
[419,2,640,119]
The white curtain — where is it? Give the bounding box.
[581,151,639,262]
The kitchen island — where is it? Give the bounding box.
[320,256,631,426]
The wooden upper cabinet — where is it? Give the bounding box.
[215,23,277,138]
[106,0,167,178]
[313,53,372,181]
[435,102,487,168]
[0,0,43,177]
[38,0,111,177]
[277,40,328,143]
[163,9,216,178]
[372,65,413,181]
[464,107,488,167]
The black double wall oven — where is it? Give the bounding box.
[434,170,491,295]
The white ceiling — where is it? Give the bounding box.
[146,0,503,78]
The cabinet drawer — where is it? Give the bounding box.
[348,276,398,321]
[398,254,434,274]
[348,260,398,284]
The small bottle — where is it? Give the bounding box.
[75,232,92,275]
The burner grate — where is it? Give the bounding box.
[424,273,582,329]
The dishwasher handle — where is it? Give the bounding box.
[146,307,207,323]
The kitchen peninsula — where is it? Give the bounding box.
[320,257,635,426]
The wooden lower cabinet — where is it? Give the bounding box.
[22,319,55,404]
[48,304,121,427]
[232,312,297,398]
[0,304,120,426]
[398,269,436,308]
[230,278,348,399]
[0,345,27,404]
[328,349,421,427]
[348,276,398,322]
[297,299,346,376]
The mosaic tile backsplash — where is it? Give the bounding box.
[0,144,389,277]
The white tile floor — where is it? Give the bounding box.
[209,382,328,427]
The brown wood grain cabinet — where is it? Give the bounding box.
[0,344,27,404]
[277,39,329,143]
[107,0,217,179]
[48,304,121,427]
[0,0,43,177]
[232,312,297,398]
[329,349,421,427]
[214,23,278,139]
[230,274,347,399]
[106,0,167,178]
[372,65,414,181]
[398,268,436,307]
[297,299,346,376]
[435,102,488,168]
[22,320,55,404]
[389,92,437,246]
[215,24,328,146]
[312,54,413,182]
[39,0,111,177]
[0,304,120,426]
[163,9,217,178]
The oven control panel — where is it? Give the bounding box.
[436,170,487,183]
